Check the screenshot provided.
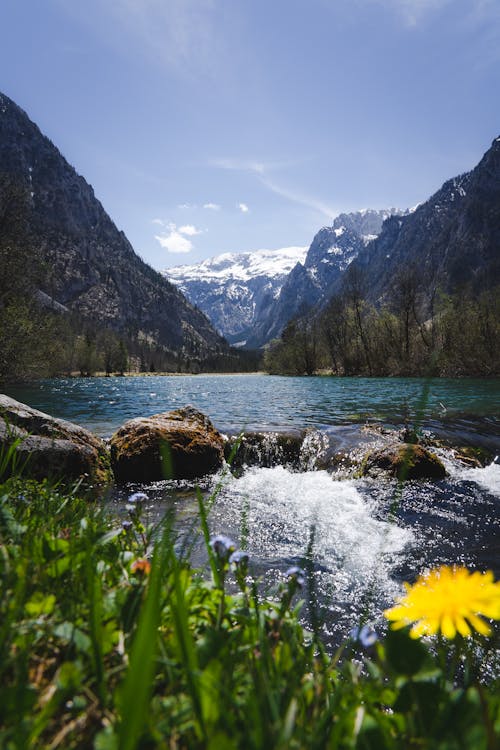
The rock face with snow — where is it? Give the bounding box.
[347,137,500,307]
[245,209,404,347]
[164,247,307,346]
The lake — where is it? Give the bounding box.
[4,374,500,654]
[5,373,500,437]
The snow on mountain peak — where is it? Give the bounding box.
[164,246,308,285]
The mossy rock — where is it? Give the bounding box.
[362,443,446,480]
[453,445,492,468]
[0,394,111,485]
[110,406,224,483]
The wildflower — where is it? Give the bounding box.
[121,520,133,532]
[209,534,236,561]
[128,492,148,509]
[286,566,305,588]
[350,624,378,647]
[131,558,151,575]
[384,565,500,639]
[230,550,249,568]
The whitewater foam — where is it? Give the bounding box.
[459,461,500,497]
[212,467,412,611]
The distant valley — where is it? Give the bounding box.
[1,89,498,380]
[165,209,405,348]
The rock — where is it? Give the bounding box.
[362,443,446,480]
[452,446,490,468]
[224,430,306,470]
[110,406,224,483]
[0,394,110,483]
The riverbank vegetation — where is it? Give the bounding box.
[264,283,500,377]
[1,466,499,748]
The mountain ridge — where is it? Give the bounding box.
[164,246,307,346]
[345,136,500,307]
[166,210,401,348]
[0,91,226,362]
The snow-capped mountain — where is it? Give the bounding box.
[164,209,405,349]
[164,246,307,346]
[244,209,406,348]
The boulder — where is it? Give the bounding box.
[224,430,306,470]
[0,394,110,484]
[362,443,446,480]
[110,406,224,483]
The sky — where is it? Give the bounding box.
[1,0,499,270]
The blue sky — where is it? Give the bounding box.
[1,0,499,269]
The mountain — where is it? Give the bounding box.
[164,246,307,346]
[346,138,500,307]
[245,208,404,347]
[0,91,226,361]
[166,210,402,349]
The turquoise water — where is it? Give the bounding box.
[4,374,500,437]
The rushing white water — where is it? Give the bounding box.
[456,462,500,497]
[208,467,413,634]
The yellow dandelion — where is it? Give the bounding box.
[384,565,500,639]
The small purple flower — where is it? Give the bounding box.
[128,492,148,508]
[209,534,236,561]
[285,566,305,588]
[350,624,378,648]
[122,520,133,532]
[229,550,249,568]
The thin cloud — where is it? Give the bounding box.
[152,218,164,226]
[178,224,203,236]
[210,156,336,220]
[209,157,297,174]
[239,203,250,213]
[259,175,336,220]
[211,157,266,174]
[203,202,221,210]
[56,0,222,77]
[356,0,453,26]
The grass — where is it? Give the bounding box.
[0,472,498,750]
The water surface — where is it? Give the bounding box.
[5,374,500,437]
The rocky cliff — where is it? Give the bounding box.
[0,92,226,360]
[245,209,403,347]
[347,138,500,307]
